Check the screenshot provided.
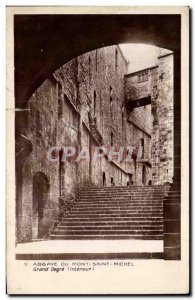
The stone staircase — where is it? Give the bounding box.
[51,185,170,240]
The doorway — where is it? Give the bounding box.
[32,172,50,239]
[142,165,146,185]
[103,172,106,186]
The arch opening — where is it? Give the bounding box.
[32,172,50,239]
[14,14,181,260]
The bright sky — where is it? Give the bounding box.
[119,43,159,74]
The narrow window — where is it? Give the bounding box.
[103,172,106,186]
[110,87,113,119]
[110,86,113,104]
[122,111,124,128]
[129,174,133,185]
[142,165,146,185]
[111,132,113,146]
[141,138,144,158]
[138,72,149,83]
[93,90,96,115]
[115,48,119,72]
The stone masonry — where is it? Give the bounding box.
[17,45,174,242]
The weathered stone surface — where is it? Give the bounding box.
[18,45,174,242]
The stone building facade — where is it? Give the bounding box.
[125,48,174,185]
[17,45,174,242]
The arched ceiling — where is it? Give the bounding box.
[14,14,181,108]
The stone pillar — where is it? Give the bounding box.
[151,50,174,185]
[164,51,181,260]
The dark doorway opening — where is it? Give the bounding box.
[141,138,144,158]
[142,165,146,185]
[32,172,50,239]
[103,172,106,186]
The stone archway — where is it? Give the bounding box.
[14,12,182,259]
[15,13,181,192]
[14,14,181,109]
[32,172,50,239]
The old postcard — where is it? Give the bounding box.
[6,6,189,294]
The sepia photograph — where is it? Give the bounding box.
[6,6,189,294]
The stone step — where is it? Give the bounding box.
[65,212,163,220]
[80,188,168,192]
[81,186,168,190]
[63,215,162,221]
[77,199,163,204]
[71,208,163,213]
[51,234,163,240]
[59,221,163,226]
[62,216,163,222]
[80,192,168,194]
[79,192,168,196]
[78,200,165,204]
[51,185,167,241]
[74,204,163,207]
[80,192,168,196]
[74,205,162,209]
[77,195,167,202]
[72,203,163,208]
[56,225,163,231]
[68,209,163,214]
[69,210,163,216]
[79,196,167,199]
[53,227,162,233]
[81,185,168,192]
[73,204,163,209]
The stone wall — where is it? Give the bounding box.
[19,46,130,242]
[19,45,174,242]
[125,52,174,185]
[125,68,155,185]
[151,53,174,184]
[54,45,130,188]
[20,77,59,242]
